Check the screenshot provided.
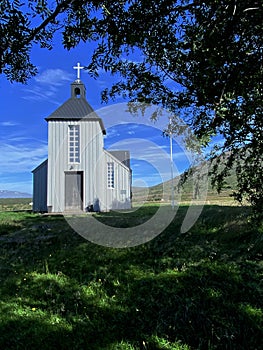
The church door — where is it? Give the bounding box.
[65,172,83,211]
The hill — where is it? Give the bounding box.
[0,190,32,198]
[132,161,238,205]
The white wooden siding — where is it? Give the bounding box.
[47,120,104,212]
[103,150,131,210]
[46,119,131,213]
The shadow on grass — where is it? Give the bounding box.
[0,205,262,349]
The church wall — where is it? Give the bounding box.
[47,121,67,212]
[81,121,104,211]
[103,151,131,210]
[47,119,105,212]
[32,160,48,212]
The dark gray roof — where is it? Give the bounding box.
[108,150,131,169]
[45,80,106,134]
[32,159,48,173]
[45,97,95,120]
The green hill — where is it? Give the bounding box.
[133,160,238,205]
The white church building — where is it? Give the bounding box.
[32,64,132,213]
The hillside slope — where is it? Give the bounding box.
[133,161,238,205]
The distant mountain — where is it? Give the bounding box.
[0,190,32,198]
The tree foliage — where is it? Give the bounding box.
[1,0,262,215]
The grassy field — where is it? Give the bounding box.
[0,204,262,349]
[0,198,32,212]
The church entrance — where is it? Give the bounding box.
[65,171,83,211]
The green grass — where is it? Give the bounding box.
[0,205,262,349]
[0,198,32,211]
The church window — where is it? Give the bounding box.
[68,125,80,163]
[107,162,114,188]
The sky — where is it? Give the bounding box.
[0,37,210,195]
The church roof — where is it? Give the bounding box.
[46,97,94,120]
[108,150,131,169]
[45,80,106,135]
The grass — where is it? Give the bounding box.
[0,204,262,349]
[0,198,32,211]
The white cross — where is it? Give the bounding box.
[73,62,84,80]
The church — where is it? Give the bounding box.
[32,64,132,213]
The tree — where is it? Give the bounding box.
[1,0,262,216]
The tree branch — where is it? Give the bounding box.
[24,0,74,46]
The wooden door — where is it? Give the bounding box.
[65,172,83,211]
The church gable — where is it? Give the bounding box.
[45,80,106,135]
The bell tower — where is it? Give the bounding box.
[71,62,86,98]
[71,80,86,99]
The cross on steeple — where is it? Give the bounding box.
[73,62,84,81]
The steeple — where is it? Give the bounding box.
[71,62,86,98]
[71,80,86,99]
[45,64,106,134]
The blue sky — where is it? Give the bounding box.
[0,38,209,195]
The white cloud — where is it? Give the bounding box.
[0,121,19,127]
[35,69,73,86]
[22,68,73,104]
[0,142,48,175]
[108,138,188,160]
[104,127,120,139]
[126,124,140,130]
[7,136,35,142]
[22,87,61,104]
[105,123,142,140]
